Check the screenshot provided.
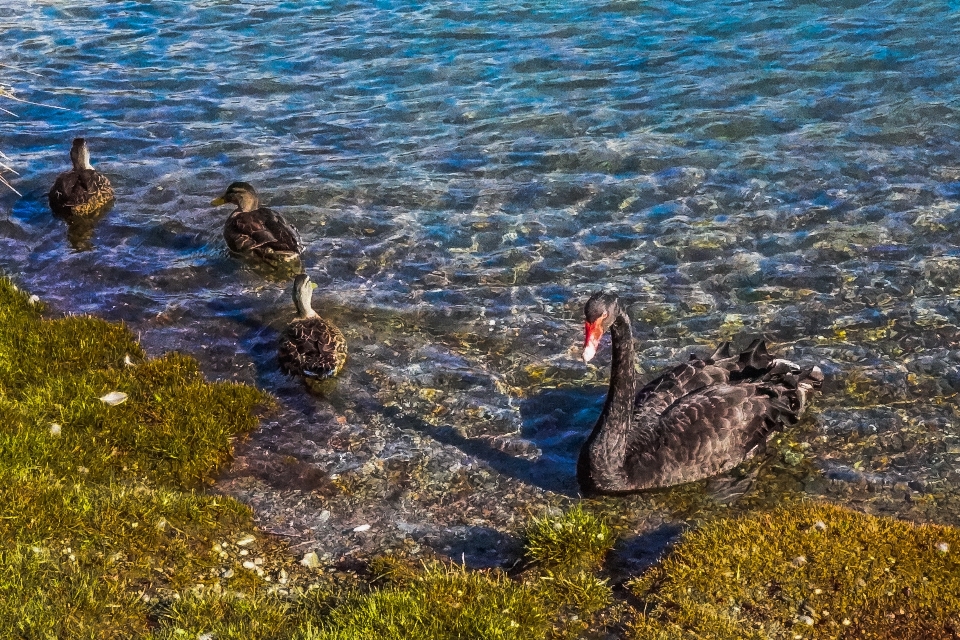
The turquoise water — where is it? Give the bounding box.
[4,0,960,549]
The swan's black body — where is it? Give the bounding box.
[577,292,822,494]
[49,138,114,217]
[211,182,302,262]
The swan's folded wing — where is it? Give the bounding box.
[626,384,786,487]
[634,357,736,425]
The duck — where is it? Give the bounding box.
[278,273,347,385]
[577,291,823,494]
[48,138,115,217]
[211,182,302,262]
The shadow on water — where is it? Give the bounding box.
[605,523,685,585]
[406,525,525,570]
[388,385,606,496]
[53,204,112,252]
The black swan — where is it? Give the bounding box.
[49,138,114,217]
[211,182,302,262]
[577,291,823,494]
[278,273,347,385]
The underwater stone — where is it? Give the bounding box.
[300,552,321,569]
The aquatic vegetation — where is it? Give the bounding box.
[629,501,960,639]
[525,503,614,572]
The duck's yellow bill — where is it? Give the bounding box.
[210,197,226,206]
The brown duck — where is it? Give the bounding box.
[211,181,302,262]
[278,273,347,385]
[49,138,114,217]
[578,291,823,494]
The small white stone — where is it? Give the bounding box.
[353,524,371,533]
[222,568,234,578]
[28,294,39,305]
[242,561,256,570]
[236,534,256,547]
[300,552,321,569]
[937,542,950,553]
[49,423,62,436]
[198,634,214,640]
[254,557,264,565]
[813,520,827,531]
[798,614,815,625]
[99,391,128,406]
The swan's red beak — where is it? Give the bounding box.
[583,318,605,363]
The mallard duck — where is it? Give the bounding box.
[278,273,347,384]
[211,182,302,262]
[48,138,114,217]
[577,291,823,494]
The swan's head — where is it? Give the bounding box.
[211,181,260,212]
[69,138,94,171]
[583,291,619,363]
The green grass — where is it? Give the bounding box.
[0,277,270,637]
[629,501,960,639]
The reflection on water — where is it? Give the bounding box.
[3,0,960,561]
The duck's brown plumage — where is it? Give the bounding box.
[577,291,823,494]
[212,182,301,262]
[278,274,347,383]
[48,138,114,217]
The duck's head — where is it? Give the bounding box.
[292,273,319,318]
[583,291,620,363]
[211,182,260,212]
[69,138,94,171]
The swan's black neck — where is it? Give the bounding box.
[578,306,635,491]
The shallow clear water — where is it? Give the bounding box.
[5,0,960,560]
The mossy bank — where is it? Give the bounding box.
[2,276,959,639]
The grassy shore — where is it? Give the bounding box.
[2,276,959,639]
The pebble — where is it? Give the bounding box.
[49,423,61,436]
[353,524,371,533]
[300,552,321,569]
[222,568,234,578]
[99,391,128,406]
[242,560,256,570]
[236,534,256,547]
[798,614,815,625]
[937,542,950,553]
